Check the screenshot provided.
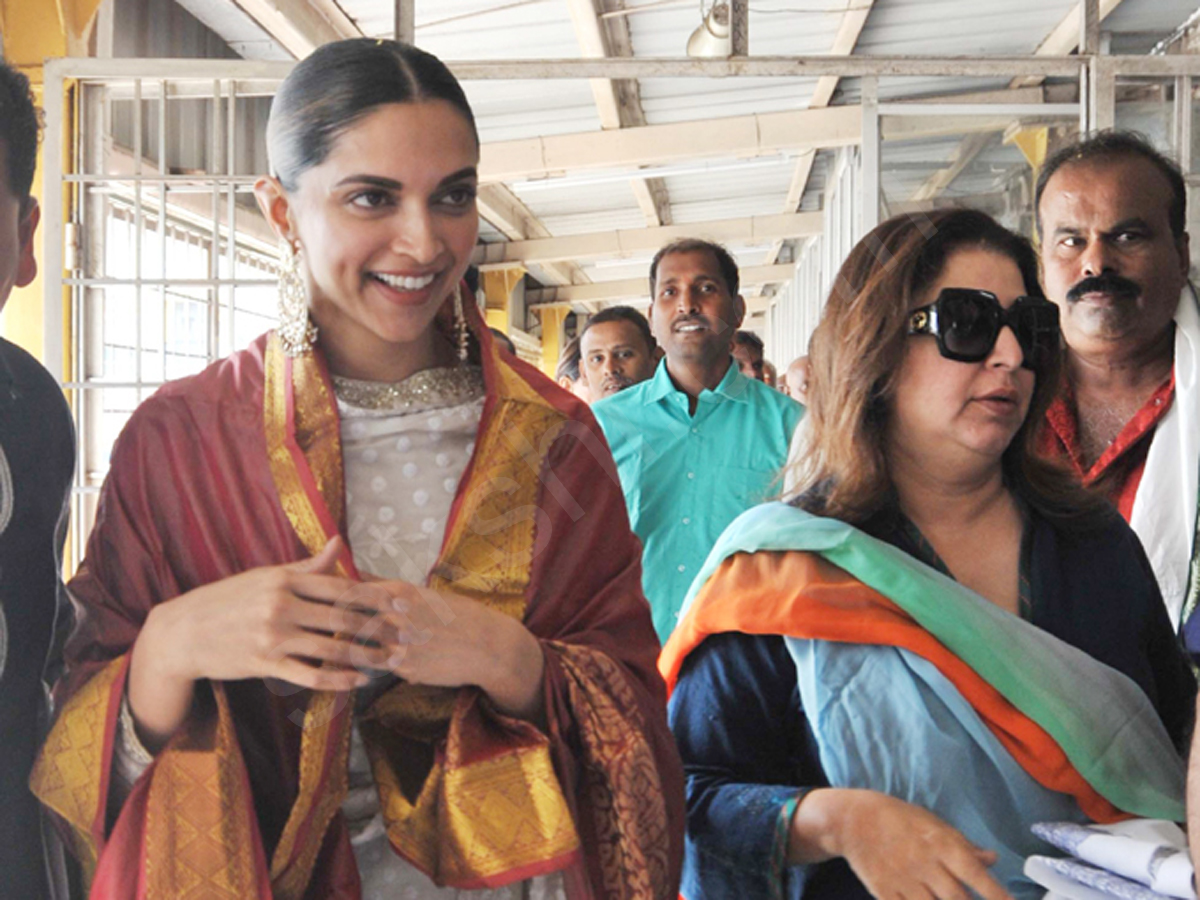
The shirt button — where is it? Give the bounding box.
[687,471,695,479]
[682,517,691,525]
[691,427,700,435]
[677,564,686,573]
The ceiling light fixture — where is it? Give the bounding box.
[686,1,732,58]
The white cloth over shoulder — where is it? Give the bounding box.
[1129,284,1200,629]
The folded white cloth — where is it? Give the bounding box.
[1027,856,1174,900]
[1031,820,1195,900]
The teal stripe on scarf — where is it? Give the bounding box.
[678,502,1185,821]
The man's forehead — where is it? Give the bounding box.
[582,319,641,349]
[657,249,723,281]
[1041,155,1175,222]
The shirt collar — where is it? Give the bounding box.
[643,356,751,406]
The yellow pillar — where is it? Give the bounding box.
[480,265,525,334]
[537,306,568,378]
[0,0,99,361]
[1005,124,1049,173]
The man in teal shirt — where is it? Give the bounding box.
[592,239,803,641]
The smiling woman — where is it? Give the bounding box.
[32,38,683,900]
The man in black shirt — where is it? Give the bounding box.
[0,59,75,900]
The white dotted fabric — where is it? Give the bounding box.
[340,395,483,584]
[340,396,567,898]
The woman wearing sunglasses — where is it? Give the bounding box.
[661,209,1194,900]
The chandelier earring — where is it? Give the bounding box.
[277,240,318,357]
[454,283,470,363]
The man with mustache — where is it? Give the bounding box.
[1037,131,1199,639]
[579,305,657,401]
[592,239,802,641]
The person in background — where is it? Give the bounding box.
[579,305,656,400]
[32,39,683,900]
[489,326,516,355]
[0,59,74,900]
[763,360,778,389]
[1035,131,1199,642]
[592,238,801,641]
[787,354,811,406]
[555,333,591,403]
[665,209,1194,900]
[732,329,766,381]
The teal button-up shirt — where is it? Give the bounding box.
[592,359,803,641]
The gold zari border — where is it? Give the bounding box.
[30,655,128,885]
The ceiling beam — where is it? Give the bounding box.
[481,104,862,182]
[476,184,590,288]
[222,0,359,58]
[1013,0,1126,87]
[46,54,1099,82]
[526,264,795,306]
[766,0,877,269]
[473,211,822,266]
[481,92,1064,184]
[441,56,1084,81]
[566,0,674,227]
[909,132,995,202]
[915,0,1127,200]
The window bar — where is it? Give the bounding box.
[1176,76,1193,175]
[209,79,221,364]
[133,78,144,395]
[160,79,169,383]
[226,78,237,355]
[65,276,276,286]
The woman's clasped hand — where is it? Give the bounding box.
[130,535,546,748]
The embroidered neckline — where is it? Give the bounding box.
[332,365,484,413]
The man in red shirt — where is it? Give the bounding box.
[1037,131,1196,632]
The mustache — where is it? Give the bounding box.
[1066,273,1141,303]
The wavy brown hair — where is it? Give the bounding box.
[788,208,1106,527]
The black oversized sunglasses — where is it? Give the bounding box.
[906,288,1060,370]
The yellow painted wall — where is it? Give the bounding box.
[1,0,95,361]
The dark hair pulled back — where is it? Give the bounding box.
[267,39,478,192]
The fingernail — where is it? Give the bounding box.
[392,597,408,614]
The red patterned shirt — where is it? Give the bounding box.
[1040,373,1176,521]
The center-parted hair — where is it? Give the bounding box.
[789,208,1103,526]
[266,39,478,192]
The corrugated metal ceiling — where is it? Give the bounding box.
[176,0,1200,305]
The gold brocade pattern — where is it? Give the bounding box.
[30,655,128,884]
[263,334,353,898]
[265,331,583,889]
[553,644,674,900]
[289,337,345,531]
[361,700,579,885]
[144,687,262,900]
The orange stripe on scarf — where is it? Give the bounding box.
[660,550,1128,824]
